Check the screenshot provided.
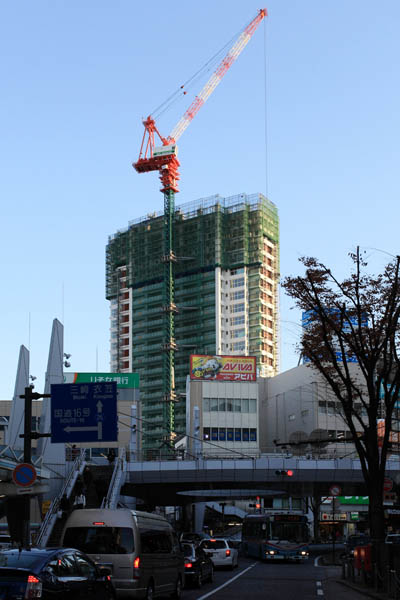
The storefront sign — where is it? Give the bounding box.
[64,372,139,389]
[190,355,256,381]
[337,496,369,505]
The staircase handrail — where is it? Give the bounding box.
[36,449,86,548]
[101,448,126,509]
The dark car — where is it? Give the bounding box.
[0,547,115,599]
[180,532,210,544]
[182,542,213,588]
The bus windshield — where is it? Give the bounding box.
[270,522,308,543]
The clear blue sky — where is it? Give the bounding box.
[1,0,399,399]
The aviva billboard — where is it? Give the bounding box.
[190,355,256,381]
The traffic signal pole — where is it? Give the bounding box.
[19,387,51,547]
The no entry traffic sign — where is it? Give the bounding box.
[12,463,37,487]
[329,484,342,497]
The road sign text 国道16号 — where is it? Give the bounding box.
[50,382,118,443]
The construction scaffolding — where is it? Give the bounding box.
[106,193,279,451]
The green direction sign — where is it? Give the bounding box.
[338,496,369,505]
[350,512,359,521]
[64,372,139,389]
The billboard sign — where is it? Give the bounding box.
[51,382,118,443]
[63,372,139,389]
[337,496,369,505]
[190,355,256,381]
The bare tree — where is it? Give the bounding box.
[283,248,400,545]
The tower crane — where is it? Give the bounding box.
[133,8,267,447]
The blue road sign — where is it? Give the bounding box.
[13,463,37,487]
[51,382,118,443]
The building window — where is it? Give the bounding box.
[242,399,249,413]
[210,398,218,412]
[231,268,244,276]
[219,428,226,441]
[211,428,218,441]
[242,428,250,441]
[232,303,245,313]
[288,414,296,421]
[250,428,257,441]
[218,398,226,411]
[249,399,257,413]
[231,290,245,300]
[234,399,241,413]
[203,398,210,411]
[235,428,242,441]
[231,315,245,326]
[233,342,245,351]
[203,427,210,440]
[231,277,244,288]
[226,399,233,412]
[232,328,245,339]
[227,428,234,441]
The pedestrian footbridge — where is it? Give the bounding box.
[121,455,400,506]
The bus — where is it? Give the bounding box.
[242,512,310,562]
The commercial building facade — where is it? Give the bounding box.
[106,193,279,450]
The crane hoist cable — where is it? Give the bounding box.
[150,21,247,121]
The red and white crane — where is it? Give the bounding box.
[134,8,267,192]
[132,9,267,445]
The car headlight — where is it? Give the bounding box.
[269,550,275,555]
[301,551,308,556]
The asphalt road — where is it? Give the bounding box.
[179,554,367,600]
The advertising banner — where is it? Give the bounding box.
[190,355,256,381]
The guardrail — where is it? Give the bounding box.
[101,448,126,509]
[342,547,400,599]
[35,449,86,548]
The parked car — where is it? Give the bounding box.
[385,534,400,544]
[0,535,11,550]
[180,532,210,544]
[199,538,239,569]
[182,542,214,588]
[0,547,115,599]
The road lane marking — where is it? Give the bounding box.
[316,581,322,586]
[317,590,324,596]
[314,555,323,566]
[197,563,258,600]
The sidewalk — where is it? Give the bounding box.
[322,566,389,600]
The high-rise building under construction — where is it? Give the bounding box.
[106,192,279,451]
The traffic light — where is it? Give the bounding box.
[275,470,294,476]
[255,496,261,509]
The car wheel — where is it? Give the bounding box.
[171,575,182,599]
[145,583,154,600]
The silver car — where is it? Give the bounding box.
[199,538,238,569]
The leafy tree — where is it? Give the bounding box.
[283,248,400,544]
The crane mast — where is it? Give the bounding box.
[133,9,267,449]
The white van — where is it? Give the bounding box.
[61,508,184,599]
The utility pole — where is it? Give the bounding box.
[19,387,51,547]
